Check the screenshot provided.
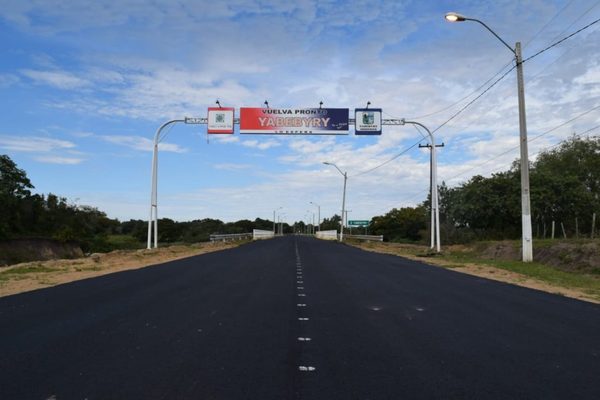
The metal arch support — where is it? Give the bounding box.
[147,116,421,249]
[147,119,185,249]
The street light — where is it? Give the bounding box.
[323,161,348,242]
[310,201,321,232]
[273,207,282,234]
[277,213,286,236]
[445,12,533,262]
[399,119,441,252]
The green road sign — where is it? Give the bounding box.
[348,220,369,227]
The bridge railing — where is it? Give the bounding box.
[209,233,253,242]
[344,234,384,242]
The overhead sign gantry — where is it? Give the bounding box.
[147,104,441,253]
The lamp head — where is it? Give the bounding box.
[323,161,331,165]
[445,12,466,22]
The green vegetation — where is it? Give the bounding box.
[366,136,600,244]
[0,154,288,259]
[0,265,56,281]
[441,246,600,300]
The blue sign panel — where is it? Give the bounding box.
[355,108,382,135]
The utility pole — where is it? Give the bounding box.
[445,13,533,261]
[419,142,445,250]
[400,120,440,252]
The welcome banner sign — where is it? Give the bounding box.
[240,107,349,135]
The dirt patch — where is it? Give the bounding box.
[0,241,243,298]
[350,241,599,304]
[0,238,83,266]
[535,241,600,274]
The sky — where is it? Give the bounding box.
[1,0,599,226]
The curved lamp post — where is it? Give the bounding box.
[273,206,282,234]
[147,119,185,249]
[310,201,321,232]
[323,162,348,242]
[445,12,533,262]
[400,119,441,252]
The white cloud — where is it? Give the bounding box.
[99,135,187,153]
[213,163,253,171]
[20,69,90,89]
[0,74,19,87]
[0,135,76,152]
[241,138,281,150]
[34,156,84,164]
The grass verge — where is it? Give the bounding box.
[351,241,600,304]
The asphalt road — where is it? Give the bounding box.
[1,236,599,399]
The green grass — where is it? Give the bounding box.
[0,265,56,281]
[443,250,600,300]
[104,235,145,250]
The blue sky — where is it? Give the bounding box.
[1,0,599,225]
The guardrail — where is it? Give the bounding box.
[344,234,384,242]
[315,230,338,240]
[209,233,253,242]
[253,229,275,240]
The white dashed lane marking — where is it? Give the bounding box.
[295,240,316,374]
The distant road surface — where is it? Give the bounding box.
[1,236,599,399]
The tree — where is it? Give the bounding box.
[371,207,427,242]
[0,155,35,238]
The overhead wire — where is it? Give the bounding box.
[522,15,600,63]
[441,104,600,184]
[353,7,600,211]
[406,58,515,120]
[523,0,577,48]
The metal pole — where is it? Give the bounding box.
[401,120,441,252]
[340,172,347,242]
[432,142,441,252]
[446,16,533,261]
[317,205,320,231]
[428,146,434,249]
[273,210,276,233]
[516,42,533,262]
[147,119,183,249]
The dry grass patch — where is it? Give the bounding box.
[0,241,244,298]
[350,241,600,304]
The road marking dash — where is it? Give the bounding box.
[298,366,316,371]
[297,337,312,341]
[297,304,307,307]
[298,317,309,321]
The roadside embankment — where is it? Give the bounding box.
[0,241,246,298]
[349,240,600,304]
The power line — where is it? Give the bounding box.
[431,13,600,136]
[351,139,423,178]
[472,123,600,178]
[374,123,600,217]
[406,58,514,120]
[352,14,600,204]
[523,0,577,48]
[431,65,516,134]
[523,15,600,64]
[544,0,600,47]
[441,104,600,184]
